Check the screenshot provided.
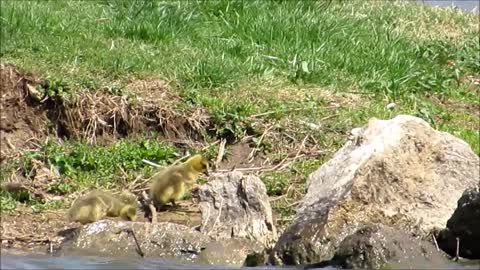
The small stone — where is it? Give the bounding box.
[386,102,396,110]
[26,83,44,102]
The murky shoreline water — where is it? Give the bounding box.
[2,250,479,270]
[0,252,330,270]
[0,249,311,270]
[0,253,244,270]
[2,252,479,270]
[416,0,479,13]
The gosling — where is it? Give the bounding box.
[149,154,209,208]
[68,190,137,225]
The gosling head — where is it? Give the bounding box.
[120,205,137,222]
[186,154,209,176]
[118,190,138,206]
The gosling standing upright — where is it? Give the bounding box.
[149,154,209,208]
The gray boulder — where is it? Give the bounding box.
[329,224,452,269]
[57,219,262,266]
[191,171,277,248]
[437,186,480,259]
[57,220,205,260]
[271,115,480,265]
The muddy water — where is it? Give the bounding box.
[0,250,322,270]
[2,249,479,270]
[416,0,479,13]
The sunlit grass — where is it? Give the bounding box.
[1,1,477,98]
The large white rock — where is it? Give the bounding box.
[271,115,480,265]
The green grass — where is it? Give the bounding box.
[1,1,477,97]
[0,0,478,214]
[40,139,178,187]
[0,138,180,211]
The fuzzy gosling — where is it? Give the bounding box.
[150,154,209,208]
[68,190,137,224]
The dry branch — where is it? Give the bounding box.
[214,139,227,169]
[141,191,157,224]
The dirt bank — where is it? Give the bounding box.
[0,64,51,163]
[0,64,320,252]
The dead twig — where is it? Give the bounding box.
[2,237,50,243]
[308,134,318,146]
[123,228,144,258]
[208,196,224,236]
[213,166,274,173]
[132,187,149,193]
[214,139,227,169]
[5,137,15,150]
[171,153,191,166]
[318,114,338,122]
[247,125,274,163]
[25,137,42,149]
[432,233,440,252]
[141,191,157,224]
[287,200,301,208]
[48,239,53,254]
[127,175,144,191]
[454,237,460,262]
[116,165,131,186]
[142,159,161,168]
[269,195,287,203]
[249,107,318,118]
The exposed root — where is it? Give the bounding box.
[141,191,157,224]
[48,87,210,144]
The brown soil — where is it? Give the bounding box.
[1,206,69,250]
[0,64,50,163]
[48,82,210,145]
[0,64,211,152]
[427,94,480,117]
[217,141,267,170]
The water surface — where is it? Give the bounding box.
[1,251,331,270]
[417,0,479,13]
[3,251,479,270]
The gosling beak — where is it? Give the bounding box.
[204,170,209,176]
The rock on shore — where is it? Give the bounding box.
[328,224,452,269]
[191,171,277,248]
[270,115,480,265]
[437,186,480,259]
